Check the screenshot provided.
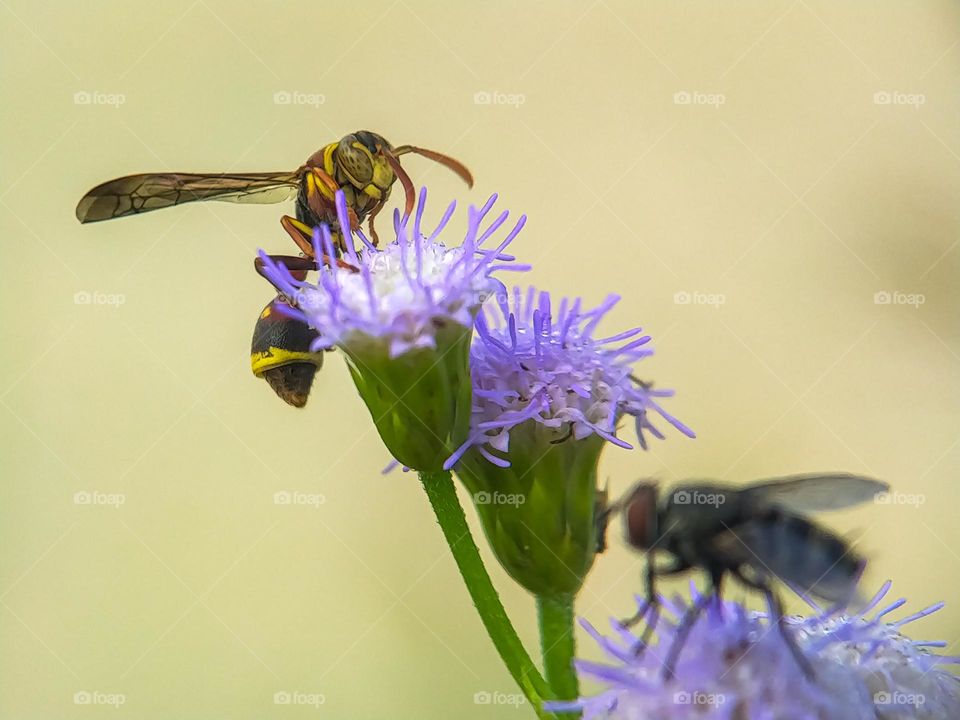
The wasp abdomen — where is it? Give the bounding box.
[250,298,325,408]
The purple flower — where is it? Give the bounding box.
[446,288,694,470]
[551,582,960,719]
[256,188,529,473]
[257,189,528,358]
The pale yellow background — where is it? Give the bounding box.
[1,1,959,718]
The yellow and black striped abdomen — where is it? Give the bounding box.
[250,298,325,408]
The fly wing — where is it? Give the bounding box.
[76,172,300,223]
[740,473,888,514]
[711,513,865,604]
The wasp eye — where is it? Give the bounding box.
[336,137,374,187]
[355,130,380,154]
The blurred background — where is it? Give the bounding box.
[2,1,959,717]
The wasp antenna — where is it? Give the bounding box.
[384,152,416,219]
[393,145,474,188]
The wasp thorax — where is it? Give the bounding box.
[623,482,659,550]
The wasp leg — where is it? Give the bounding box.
[733,568,815,680]
[254,254,357,292]
[255,255,315,286]
[280,215,318,257]
[305,167,339,221]
[305,168,361,236]
[367,202,383,247]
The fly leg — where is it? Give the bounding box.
[661,570,724,680]
[734,569,814,679]
[621,556,690,660]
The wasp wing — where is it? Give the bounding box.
[76,172,300,223]
[711,513,865,604]
[739,473,888,514]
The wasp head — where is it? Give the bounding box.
[333,131,398,201]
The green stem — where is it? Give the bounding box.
[537,594,580,704]
[419,471,552,718]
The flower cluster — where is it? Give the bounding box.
[550,582,960,719]
[446,287,695,470]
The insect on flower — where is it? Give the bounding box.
[597,473,890,679]
[255,188,530,472]
[549,581,960,719]
[75,130,474,407]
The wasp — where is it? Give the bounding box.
[597,473,889,679]
[76,131,473,407]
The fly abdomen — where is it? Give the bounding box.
[724,509,864,604]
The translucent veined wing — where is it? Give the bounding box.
[76,171,301,223]
[739,473,888,514]
[710,513,865,604]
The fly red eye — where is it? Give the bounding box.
[624,483,658,550]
